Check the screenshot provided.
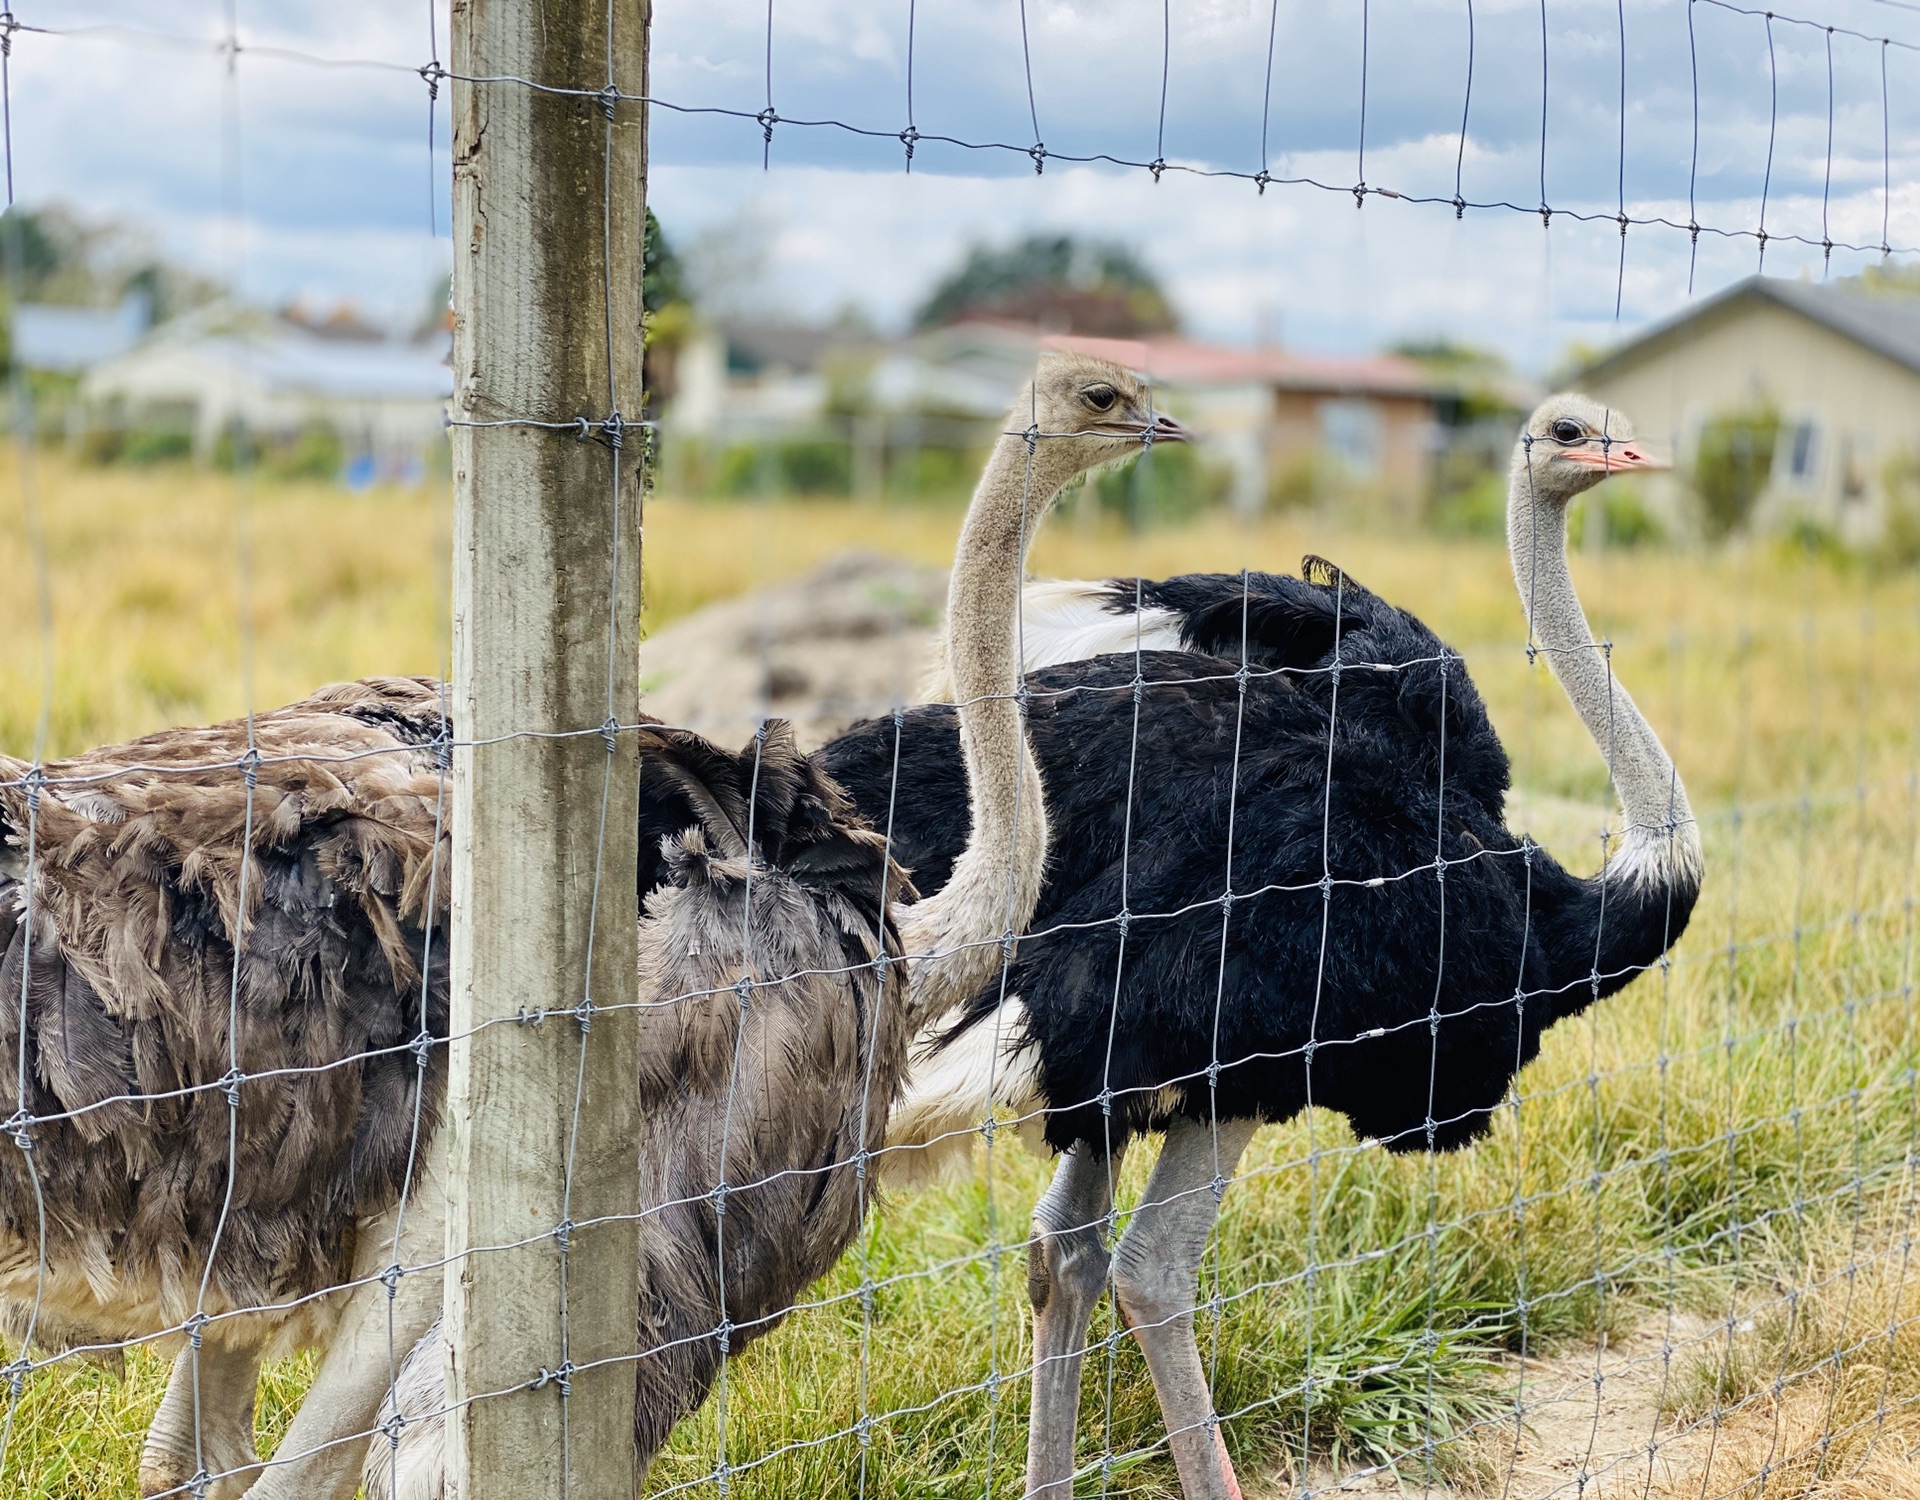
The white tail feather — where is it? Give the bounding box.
[919,579,1187,701]
[881,996,1050,1190]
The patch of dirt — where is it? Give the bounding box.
[639,550,945,750]
[1252,1315,1724,1499]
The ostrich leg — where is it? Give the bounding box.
[139,1341,263,1499]
[1110,1114,1258,1500]
[242,1150,446,1500]
[1025,1140,1126,1500]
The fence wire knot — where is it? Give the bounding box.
[734,974,754,1009]
[1028,142,1047,173]
[1453,194,1466,219]
[238,747,261,791]
[757,107,778,143]
[184,1311,209,1350]
[714,1318,733,1354]
[899,125,919,162]
[530,1361,574,1397]
[1,1353,27,1398]
[418,61,444,100]
[21,764,43,813]
[597,83,620,120]
[380,1261,404,1298]
[0,12,18,58]
[1148,157,1167,183]
[1254,169,1272,194]
[3,1110,34,1153]
[218,1068,246,1109]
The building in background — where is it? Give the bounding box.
[663,315,1442,515]
[1578,276,1920,542]
[79,303,451,483]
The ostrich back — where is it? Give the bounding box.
[365,724,910,1499]
[0,678,451,1351]
[629,723,909,1462]
[825,624,1695,1156]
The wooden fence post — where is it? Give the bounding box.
[446,1,647,1495]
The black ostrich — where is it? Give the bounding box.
[822,394,1703,1500]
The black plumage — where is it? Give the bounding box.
[824,559,1699,1156]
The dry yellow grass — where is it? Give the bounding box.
[4,451,1920,1497]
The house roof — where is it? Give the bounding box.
[1034,330,1435,398]
[15,293,150,373]
[1580,275,1920,384]
[84,307,452,403]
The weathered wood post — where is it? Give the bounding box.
[446,1,647,1495]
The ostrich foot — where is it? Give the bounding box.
[138,1342,262,1500]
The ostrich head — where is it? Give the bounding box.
[1514,392,1667,505]
[1017,352,1189,485]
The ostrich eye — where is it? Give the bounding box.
[1549,418,1586,444]
[1083,385,1118,412]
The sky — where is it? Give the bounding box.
[16,0,1920,369]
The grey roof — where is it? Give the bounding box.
[15,293,151,373]
[1581,275,1920,382]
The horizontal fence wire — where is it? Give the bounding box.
[2,3,1919,1499]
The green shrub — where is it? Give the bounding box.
[1428,472,1507,537]
[277,421,344,481]
[1567,481,1665,549]
[1882,450,1920,568]
[1693,399,1780,539]
[118,427,194,467]
[716,438,854,496]
[1090,441,1228,530]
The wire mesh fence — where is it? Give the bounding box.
[1,2,1919,1498]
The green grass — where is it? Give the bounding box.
[3,454,1920,1494]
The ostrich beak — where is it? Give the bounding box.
[1143,410,1190,444]
[1564,441,1668,474]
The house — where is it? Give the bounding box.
[79,304,451,479]
[1026,329,1440,517]
[664,315,1441,513]
[1578,276,1920,540]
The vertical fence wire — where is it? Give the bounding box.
[2,3,1920,1498]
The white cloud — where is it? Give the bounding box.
[8,0,1919,359]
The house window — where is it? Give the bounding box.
[1783,419,1819,484]
[1319,399,1382,477]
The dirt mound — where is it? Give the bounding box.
[639,551,947,750]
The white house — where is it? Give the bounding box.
[80,304,451,474]
[1579,276,1920,540]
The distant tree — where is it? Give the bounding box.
[1391,338,1516,425]
[643,209,692,407]
[645,208,686,314]
[0,203,218,319]
[913,234,1177,337]
[1842,262,1920,296]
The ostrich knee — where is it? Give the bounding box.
[1025,1145,1120,1500]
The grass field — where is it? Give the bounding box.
[4,455,1920,1497]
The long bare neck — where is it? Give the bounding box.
[1508,451,1703,888]
[900,421,1071,1023]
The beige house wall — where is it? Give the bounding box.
[1268,389,1435,521]
[1581,299,1920,540]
